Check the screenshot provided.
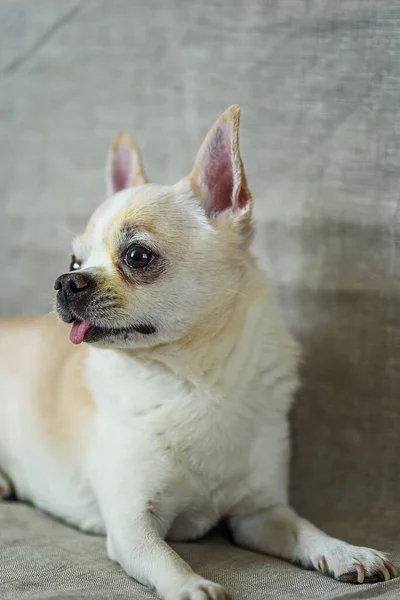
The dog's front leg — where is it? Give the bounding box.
[94,476,231,600]
[229,504,397,583]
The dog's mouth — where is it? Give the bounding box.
[69,319,156,345]
[56,296,157,344]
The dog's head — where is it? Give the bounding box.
[55,105,254,349]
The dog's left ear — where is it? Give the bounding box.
[189,105,252,232]
[106,132,148,196]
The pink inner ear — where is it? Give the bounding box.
[112,145,135,193]
[203,125,235,215]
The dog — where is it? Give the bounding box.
[0,106,396,599]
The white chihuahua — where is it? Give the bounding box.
[0,106,396,599]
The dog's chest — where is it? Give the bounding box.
[93,355,264,512]
[158,387,253,493]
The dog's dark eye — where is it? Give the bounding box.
[124,245,153,269]
[69,255,82,271]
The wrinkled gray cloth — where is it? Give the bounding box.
[1,1,399,599]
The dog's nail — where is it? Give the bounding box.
[355,563,365,583]
[385,562,398,578]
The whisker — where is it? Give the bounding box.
[57,224,80,238]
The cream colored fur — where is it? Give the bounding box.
[0,107,396,600]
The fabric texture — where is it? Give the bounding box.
[1,1,400,598]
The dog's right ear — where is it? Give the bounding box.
[106,132,148,196]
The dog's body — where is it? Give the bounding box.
[0,275,295,537]
[0,107,396,599]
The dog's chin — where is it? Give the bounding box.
[55,304,156,347]
[83,322,157,346]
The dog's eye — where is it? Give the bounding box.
[69,255,82,271]
[124,245,153,269]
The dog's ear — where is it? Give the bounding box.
[106,132,147,196]
[189,105,252,227]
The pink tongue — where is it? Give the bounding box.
[69,320,92,345]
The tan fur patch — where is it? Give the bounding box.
[0,316,94,451]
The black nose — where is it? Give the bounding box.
[54,272,92,295]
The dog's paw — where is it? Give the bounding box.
[175,578,232,600]
[316,542,397,584]
[0,472,12,500]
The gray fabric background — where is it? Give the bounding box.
[1,1,399,598]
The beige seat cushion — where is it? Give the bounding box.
[1,503,399,600]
